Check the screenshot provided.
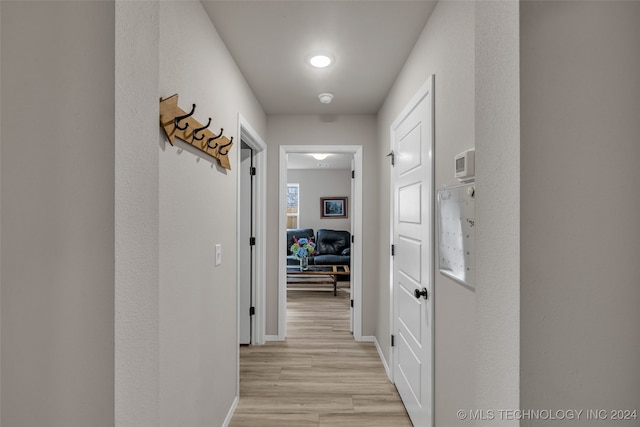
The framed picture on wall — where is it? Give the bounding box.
[320,197,348,219]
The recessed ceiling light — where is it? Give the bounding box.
[309,54,332,68]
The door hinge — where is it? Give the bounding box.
[350,299,354,308]
[249,237,256,246]
[352,170,355,179]
[249,306,255,316]
[386,150,395,166]
[351,235,355,244]
[249,167,256,176]
[391,244,395,256]
[391,334,395,347]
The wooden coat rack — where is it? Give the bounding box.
[159,94,233,170]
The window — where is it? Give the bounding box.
[286,183,299,229]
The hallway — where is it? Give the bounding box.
[230,289,412,426]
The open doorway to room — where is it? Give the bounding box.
[286,152,352,292]
[278,145,363,341]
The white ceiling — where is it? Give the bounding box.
[287,152,353,170]
[202,1,437,115]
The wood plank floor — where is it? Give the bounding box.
[230,288,412,427]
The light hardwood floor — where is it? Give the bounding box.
[230,287,412,427]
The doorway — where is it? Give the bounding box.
[237,115,267,346]
[278,145,363,341]
[239,142,254,344]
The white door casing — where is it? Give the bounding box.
[391,76,435,427]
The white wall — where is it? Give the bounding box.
[288,169,352,233]
[158,2,265,426]
[266,115,377,336]
[0,3,3,422]
[520,0,640,415]
[115,1,160,425]
[2,2,267,425]
[376,2,476,425]
[1,2,115,426]
[474,1,520,424]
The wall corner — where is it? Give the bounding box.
[474,0,521,424]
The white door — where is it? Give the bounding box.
[391,76,434,427]
[239,144,254,344]
[350,158,355,333]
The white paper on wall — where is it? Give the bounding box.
[437,184,475,288]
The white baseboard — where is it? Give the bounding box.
[374,336,392,381]
[222,395,239,427]
[359,335,375,342]
[265,334,284,341]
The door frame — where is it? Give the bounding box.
[236,114,267,347]
[238,143,254,345]
[389,76,435,422]
[278,145,363,341]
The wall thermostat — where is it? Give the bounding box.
[455,149,475,181]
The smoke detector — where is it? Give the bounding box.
[318,93,334,104]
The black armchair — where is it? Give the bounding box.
[314,229,350,266]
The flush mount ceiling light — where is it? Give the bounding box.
[311,153,329,160]
[318,93,334,104]
[309,54,332,68]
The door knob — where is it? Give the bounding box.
[414,287,428,300]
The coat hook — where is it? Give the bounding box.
[206,128,224,150]
[218,137,234,156]
[192,117,211,141]
[174,104,196,130]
